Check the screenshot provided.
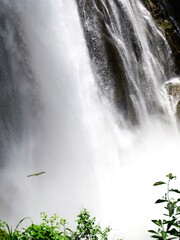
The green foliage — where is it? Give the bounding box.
[72,208,111,240]
[0,229,8,239]
[20,212,72,240]
[0,217,30,240]
[0,209,111,240]
[149,173,180,240]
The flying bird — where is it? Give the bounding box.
[27,171,46,177]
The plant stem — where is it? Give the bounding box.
[167,178,170,201]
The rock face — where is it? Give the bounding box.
[176,100,180,121]
[76,0,138,125]
[76,0,174,126]
[142,0,180,123]
[156,0,180,32]
[165,79,180,121]
[142,0,180,73]
[165,82,180,99]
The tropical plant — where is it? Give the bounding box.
[149,173,180,240]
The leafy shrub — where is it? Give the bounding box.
[19,212,70,240]
[149,173,180,240]
[0,209,111,240]
[72,208,111,240]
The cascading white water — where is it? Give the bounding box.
[1,1,180,240]
[77,0,176,124]
[88,0,174,124]
[1,0,103,221]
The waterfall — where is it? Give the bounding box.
[77,0,176,125]
[0,0,180,240]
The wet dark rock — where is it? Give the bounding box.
[176,100,180,121]
[156,0,180,34]
[76,0,139,125]
[76,0,177,126]
[142,0,180,74]
[165,82,180,98]
[164,80,180,121]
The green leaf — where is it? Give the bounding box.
[176,206,180,212]
[169,189,180,194]
[167,238,177,240]
[148,230,158,234]
[167,222,173,231]
[151,235,164,239]
[166,173,176,180]
[153,181,166,186]
[152,220,162,226]
[155,199,168,204]
[167,202,175,217]
[167,237,177,240]
[168,228,180,236]
[161,230,167,238]
[14,217,32,232]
